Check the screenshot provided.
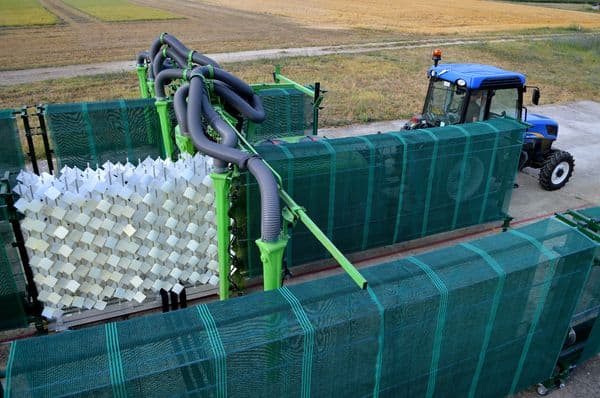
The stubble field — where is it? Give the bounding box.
[1,0,600,71]
[206,0,600,33]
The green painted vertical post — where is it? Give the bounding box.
[155,99,174,159]
[175,125,195,155]
[211,172,231,300]
[256,237,288,291]
[136,66,150,99]
[148,79,156,98]
[312,103,319,136]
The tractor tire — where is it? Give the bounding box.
[539,150,574,191]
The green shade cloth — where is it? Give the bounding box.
[5,215,598,397]
[45,99,165,169]
[244,87,313,143]
[238,118,525,277]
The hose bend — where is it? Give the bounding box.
[183,77,281,242]
[166,47,188,69]
[155,68,190,99]
[213,81,265,123]
[191,51,220,68]
[186,77,247,169]
[162,33,221,68]
[152,51,166,81]
[137,51,149,67]
[173,84,189,134]
[247,157,281,242]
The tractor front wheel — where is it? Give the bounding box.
[539,150,574,191]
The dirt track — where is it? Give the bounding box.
[1,31,597,86]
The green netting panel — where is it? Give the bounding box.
[573,206,600,362]
[0,109,28,324]
[572,206,600,320]
[45,99,164,170]
[237,118,525,277]
[0,109,25,175]
[5,216,597,397]
[0,222,27,331]
[582,304,600,362]
[243,87,313,143]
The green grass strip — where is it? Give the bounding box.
[507,229,559,394]
[279,287,315,398]
[61,0,178,22]
[197,304,227,398]
[478,124,501,224]
[389,132,408,244]
[420,131,439,237]
[4,341,17,398]
[105,322,127,398]
[407,256,448,398]
[356,136,376,250]
[367,286,385,398]
[0,0,57,27]
[319,140,337,241]
[451,125,472,229]
[461,242,507,398]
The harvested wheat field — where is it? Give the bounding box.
[207,0,600,33]
[0,0,400,70]
[2,0,600,71]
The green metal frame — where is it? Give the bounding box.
[154,99,174,159]
[174,125,195,155]
[255,237,288,291]
[244,66,324,140]
[136,66,151,99]
[279,189,368,289]
[272,64,324,136]
[555,210,600,244]
[211,172,232,299]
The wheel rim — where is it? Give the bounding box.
[551,161,570,185]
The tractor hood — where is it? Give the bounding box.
[524,112,559,139]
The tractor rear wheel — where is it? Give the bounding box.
[539,150,574,191]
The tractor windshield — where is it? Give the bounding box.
[423,79,467,126]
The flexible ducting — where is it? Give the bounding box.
[184,76,280,242]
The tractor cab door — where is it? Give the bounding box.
[464,90,489,122]
[463,87,522,123]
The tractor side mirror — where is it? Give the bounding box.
[532,88,540,106]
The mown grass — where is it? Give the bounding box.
[1,37,598,127]
[0,0,57,27]
[62,0,180,22]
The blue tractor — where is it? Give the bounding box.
[405,49,574,190]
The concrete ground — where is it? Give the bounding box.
[320,100,600,397]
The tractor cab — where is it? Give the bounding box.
[422,63,527,126]
[406,49,574,190]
